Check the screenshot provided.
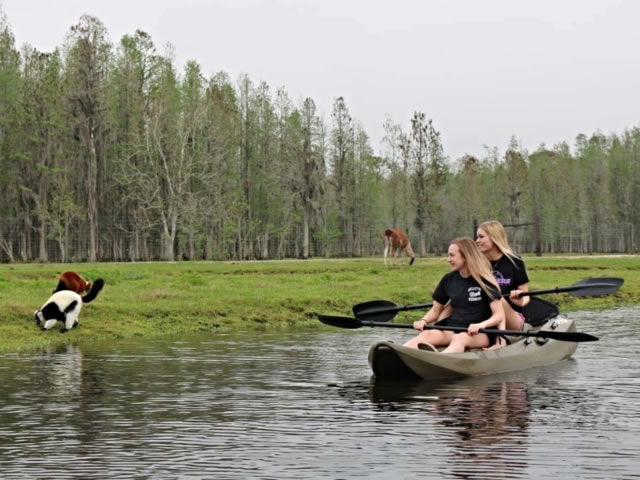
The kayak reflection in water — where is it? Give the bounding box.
[368,376,531,474]
[403,237,505,353]
[438,380,530,477]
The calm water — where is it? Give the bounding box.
[1,307,639,479]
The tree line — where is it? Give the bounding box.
[1,12,639,263]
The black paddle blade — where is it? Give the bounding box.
[352,300,397,321]
[317,314,363,329]
[568,277,624,297]
[533,330,599,342]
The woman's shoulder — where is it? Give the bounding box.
[512,253,527,267]
[438,271,463,287]
[442,271,466,282]
[501,252,526,267]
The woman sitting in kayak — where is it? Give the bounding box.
[432,220,530,349]
[404,237,505,353]
[476,220,530,348]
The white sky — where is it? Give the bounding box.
[2,0,639,161]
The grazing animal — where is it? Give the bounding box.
[383,229,416,266]
[35,279,105,332]
[54,271,93,295]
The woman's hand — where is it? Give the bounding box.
[509,288,529,307]
[468,323,482,335]
[413,319,428,331]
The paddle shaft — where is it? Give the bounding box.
[415,321,596,342]
[519,283,617,296]
[358,318,535,337]
[317,314,598,342]
[385,302,433,313]
[355,281,621,319]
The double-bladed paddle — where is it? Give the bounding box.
[352,277,624,322]
[317,313,599,343]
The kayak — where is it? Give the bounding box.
[367,315,578,380]
[318,282,614,381]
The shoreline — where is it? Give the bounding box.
[1,256,638,354]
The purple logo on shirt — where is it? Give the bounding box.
[493,271,512,286]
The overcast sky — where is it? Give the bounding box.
[2,0,639,160]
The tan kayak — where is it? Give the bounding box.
[368,316,579,380]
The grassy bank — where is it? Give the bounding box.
[1,256,638,353]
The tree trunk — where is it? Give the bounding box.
[161,214,176,261]
[261,229,269,259]
[0,232,15,263]
[20,216,29,262]
[38,220,47,262]
[419,230,426,257]
[302,205,310,259]
[86,123,99,262]
[189,231,196,260]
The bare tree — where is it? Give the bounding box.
[64,15,111,261]
[408,112,446,256]
[296,97,326,258]
[329,97,355,255]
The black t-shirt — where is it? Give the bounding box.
[490,254,529,312]
[432,272,500,328]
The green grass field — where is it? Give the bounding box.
[1,255,638,353]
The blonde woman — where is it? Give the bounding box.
[476,220,530,347]
[404,237,504,353]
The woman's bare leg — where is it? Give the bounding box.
[483,299,524,350]
[503,300,525,330]
[403,330,453,349]
[442,332,491,353]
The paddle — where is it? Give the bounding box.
[353,300,434,322]
[352,277,624,321]
[317,314,599,342]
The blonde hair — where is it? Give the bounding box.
[478,220,519,264]
[451,237,500,299]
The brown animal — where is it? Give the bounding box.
[383,229,415,266]
[53,271,93,295]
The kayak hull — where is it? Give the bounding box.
[368,317,579,380]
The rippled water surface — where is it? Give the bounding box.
[1,307,639,479]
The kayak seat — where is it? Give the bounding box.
[522,297,560,327]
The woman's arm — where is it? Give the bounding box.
[468,299,504,334]
[413,301,444,330]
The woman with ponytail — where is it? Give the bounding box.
[404,237,504,353]
[476,220,530,348]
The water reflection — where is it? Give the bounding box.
[33,344,84,393]
[370,377,530,478]
[1,308,639,479]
